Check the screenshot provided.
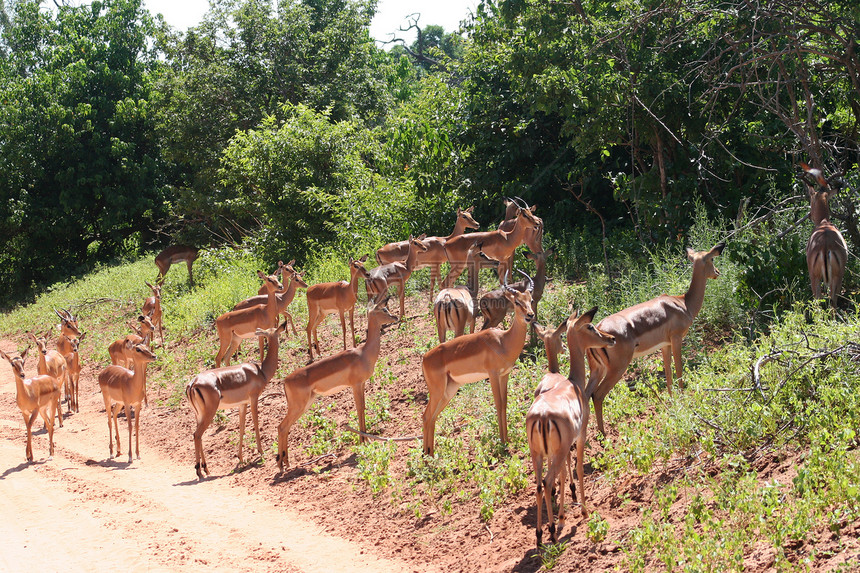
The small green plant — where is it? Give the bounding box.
[587,511,609,543]
[355,441,396,495]
[536,540,568,570]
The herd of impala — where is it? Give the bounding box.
[2,166,849,549]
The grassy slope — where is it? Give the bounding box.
[2,246,860,571]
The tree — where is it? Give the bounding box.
[0,0,162,303]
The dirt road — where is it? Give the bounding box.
[0,344,424,573]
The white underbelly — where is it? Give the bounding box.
[633,341,669,358]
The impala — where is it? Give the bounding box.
[142,282,164,347]
[366,235,428,318]
[526,308,616,547]
[441,205,543,288]
[155,244,199,286]
[422,272,535,456]
[234,262,307,337]
[497,201,541,278]
[479,272,531,331]
[277,296,398,471]
[27,331,68,425]
[532,316,569,388]
[258,259,296,295]
[214,271,282,367]
[1,348,61,462]
[108,315,155,368]
[55,308,81,357]
[432,242,500,342]
[61,333,84,415]
[376,207,480,302]
[802,163,848,309]
[97,343,158,462]
[305,255,370,361]
[187,322,286,479]
[586,243,725,436]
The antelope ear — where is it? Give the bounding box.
[574,306,598,328]
[256,270,266,279]
[0,349,9,362]
[466,206,475,213]
[530,204,537,212]
[553,317,570,337]
[286,259,296,267]
[686,247,696,261]
[359,254,369,262]
[20,347,28,361]
[710,242,726,257]
[418,233,427,240]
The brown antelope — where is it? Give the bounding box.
[277,297,398,471]
[1,349,60,462]
[61,333,84,414]
[802,163,848,309]
[235,263,307,337]
[55,308,81,357]
[532,317,569,394]
[432,242,501,342]
[97,343,158,462]
[587,243,725,436]
[109,315,155,368]
[258,259,296,295]
[142,282,164,347]
[526,308,616,547]
[497,201,541,277]
[441,205,543,289]
[375,207,480,302]
[305,255,370,361]
[480,249,551,330]
[422,272,535,456]
[366,235,428,318]
[155,244,199,286]
[27,332,68,426]
[214,271,282,367]
[186,323,287,479]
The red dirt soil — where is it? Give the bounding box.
[1,294,858,572]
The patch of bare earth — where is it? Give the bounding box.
[2,293,860,571]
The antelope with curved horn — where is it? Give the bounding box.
[186,322,287,479]
[1,348,60,462]
[214,271,282,367]
[526,308,616,547]
[97,344,158,462]
[55,308,81,356]
[27,331,68,426]
[422,271,535,456]
[366,235,428,318]
[802,163,848,309]
[234,261,307,338]
[586,243,725,436]
[376,208,480,302]
[277,296,398,471]
[305,255,370,361]
[441,205,542,289]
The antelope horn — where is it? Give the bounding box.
[516,268,535,293]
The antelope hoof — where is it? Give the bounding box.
[195,462,204,479]
[548,523,558,544]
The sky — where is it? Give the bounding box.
[141,0,479,46]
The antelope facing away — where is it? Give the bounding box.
[277,296,398,472]
[366,235,428,318]
[97,343,158,462]
[27,331,67,426]
[586,243,725,436]
[55,308,81,358]
[214,271,282,367]
[376,207,480,302]
[422,272,535,456]
[526,308,616,547]
[802,163,848,309]
[186,322,287,479]
[155,244,199,286]
[1,348,60,462]
[234,261,307,338]
[432,242,500,343]
[305,255,370,361]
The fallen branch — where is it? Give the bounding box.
[298,453,336,468]
[344,426,421,442]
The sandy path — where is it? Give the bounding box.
[0,348,424,573]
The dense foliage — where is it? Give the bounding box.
[0,0,857,310]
